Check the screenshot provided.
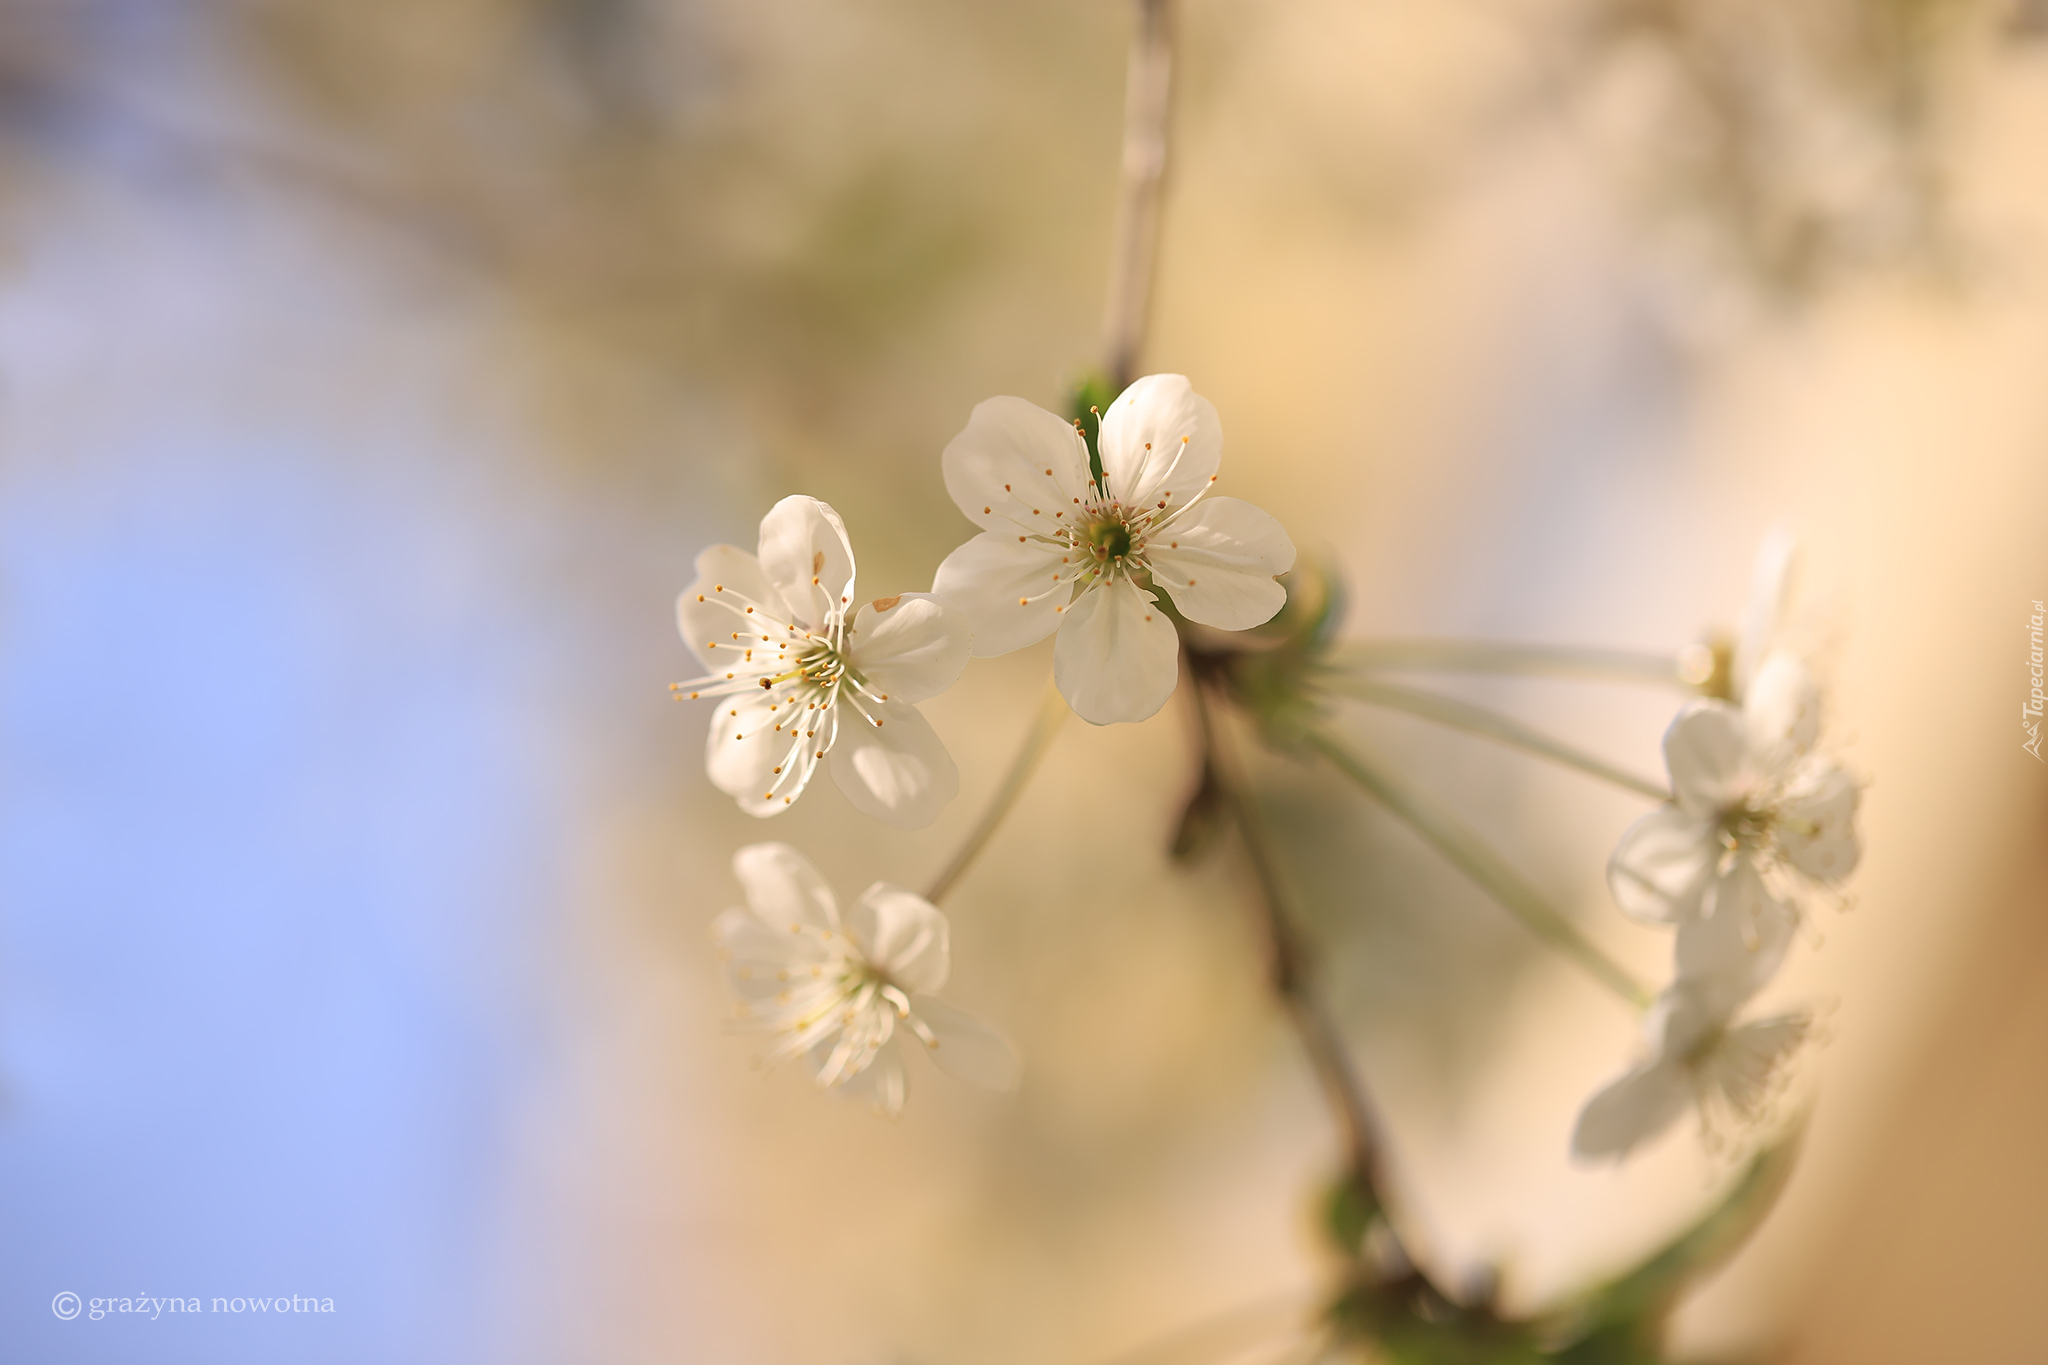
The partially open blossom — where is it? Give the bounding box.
[674,496,970,828]
[1733,527,1798,701]
[1572,982,1810,1161]
[1609,652,1861,926]
[1678,528,1798,698]
[712,843,1021,1116]
[931,374,1296,725]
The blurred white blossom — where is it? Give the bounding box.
[1672,860,1800,1013]
[676,496,970,827]
[1572,981,1810,1161]
[713,843,1020,1117]
[932,374,1296,724]
[1609,652,1861,927]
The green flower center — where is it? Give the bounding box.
[1719,801,1774,850]
[1084,515,1134,560]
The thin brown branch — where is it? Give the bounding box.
[1186,669,1385,1198]
[1102,0,1174,390]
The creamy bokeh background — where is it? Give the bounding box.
[1,2,2043,1362]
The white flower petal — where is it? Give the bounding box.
[756,495,857,630]
[1606,804,1717,924]
[1571,1059,1690,1161]
[827,696,959,829]
[1097,374,1222,510]
[1676,863,1798,1011]
[1053,575,1181,725]
[824,1038,908,1118]
[1663,700,1751,818]
[940,395,1093,534]
[849,593,971,703]
[932,531,1069,658]
[676,543,790,672]
[1744,652,1822,776]
[731,843,840,935]
[710,908,823,984]
[847,881,950,994]
[911,996,1022,1092]
[1145,496,1296,630]
[706,692,808,816]
[723,960,838,1007]
[1645,981,1725,1058]
[1776,763,1861,884]
[1702,1013,1810,1117]
[715,912,834,1007]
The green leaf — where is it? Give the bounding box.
[1205,561,1346,746]
[1544,1118,1808,1362]
[1323,1172,1381,1257]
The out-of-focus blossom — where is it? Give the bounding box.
[712,844,1020,1117]
[1609,653,1861,925]
[932,374,1296,725]
[1672,859,1799,1012]
[675,496,970,827]
[1572,981,1810,1162]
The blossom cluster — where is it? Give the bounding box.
[669,375,1864,1159]
[673,375,1295,1111]
[1573,549,1862,1159]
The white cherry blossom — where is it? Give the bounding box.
[1609,652,1860,928]
[712,843,1021,1116]
[931,374,1296,725]
[1572,981,1810,1161]
[674,496,969,828]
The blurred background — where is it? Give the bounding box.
[1,1,2044,1361]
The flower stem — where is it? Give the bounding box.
[1102,0,1174,390]
[1322,676,1670,801]
[1188,675,1388,1204]
[1328,639,1686,686]
[1305,729,1655,1009]
[923,683,1068,905]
